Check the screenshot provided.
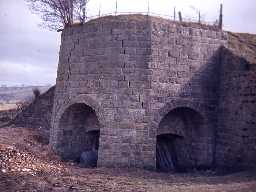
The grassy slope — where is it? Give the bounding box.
[228,32,256,64]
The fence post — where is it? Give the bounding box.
[178,11,182,22]
[174,7,176,21]
[219,4,223,29]
[82,8,85,23]
[98,1,101,17]
[198,11,201,23]
[147,0,150,15]
[115,0,118,16]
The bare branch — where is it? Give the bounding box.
[26,0,90,31]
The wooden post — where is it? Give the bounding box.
[98,1,101,17]
[82,8,86,23]
[178,11,182,22]
[199,11,201,23]
[147,0,150,15]
[174,7,176,21]
[115,0,118,15]
[219,4,223,29]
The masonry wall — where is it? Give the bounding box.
[148,19,227,168]
[216,48,256,169]
[50,15,228,169]
[51,15,154,168]
[14,86,55,130]
[0,109,17,123]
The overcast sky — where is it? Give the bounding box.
[0,0,256,86]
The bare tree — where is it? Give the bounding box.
[73,0,89,23]
[26,0,90,30]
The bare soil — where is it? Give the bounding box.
[0,126,256,192]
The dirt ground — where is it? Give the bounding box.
[0,127,256,192]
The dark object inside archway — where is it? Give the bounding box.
[156,107,212,172]
[58,103,100,167]
[156,134,181,172]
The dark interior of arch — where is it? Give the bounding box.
[156,107,210,172]
[58,103,100,167]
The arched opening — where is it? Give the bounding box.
[156,107,208,172]
[58,103,100,167]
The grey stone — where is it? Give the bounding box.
[44,15,256,171]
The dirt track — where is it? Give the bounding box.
[1,127,256,192]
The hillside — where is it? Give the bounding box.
[0,86,51,111]
[228,32,256,64]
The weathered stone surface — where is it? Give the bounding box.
[13,86,55,130]
[49,15,256,171]
[216,47,256,170]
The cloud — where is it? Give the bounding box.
[0,0,60,86]
[0,60,56,86]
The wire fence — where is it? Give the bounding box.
[82,11,218,27]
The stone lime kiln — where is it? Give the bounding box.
[50,15,256,171]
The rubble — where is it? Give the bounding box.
[0,126,256,192]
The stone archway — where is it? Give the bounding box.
[156,107,208,172]
[58,103,100,167]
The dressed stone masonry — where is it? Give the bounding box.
[50,15,256,171]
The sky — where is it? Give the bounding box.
[0,0,256,86]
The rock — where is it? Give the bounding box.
[79,151,98,168]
